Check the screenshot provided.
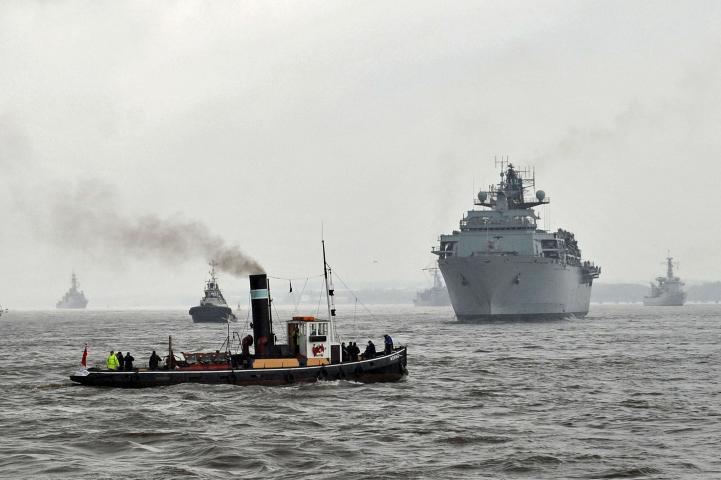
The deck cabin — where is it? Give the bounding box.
[287,316,334,366]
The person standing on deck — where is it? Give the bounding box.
[363,340,376,359]
[124,352,135,371]
[292,329,300,356]
[106,351,119,371]
[384,335,394,355]
[116,351,124,371]
[148,351,161,370]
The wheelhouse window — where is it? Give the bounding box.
[309,322,328,342]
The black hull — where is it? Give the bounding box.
[189,305,234,323]
[70,348,408,388]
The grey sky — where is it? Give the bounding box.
[2,1,720,307]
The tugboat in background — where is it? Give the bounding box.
[189,261,236,323]
[70,241,408,388]
[56,272,89,309]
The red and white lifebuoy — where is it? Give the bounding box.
[312,344,325,357]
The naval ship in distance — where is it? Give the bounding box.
[434,162,600,321]
[413,268,451,307]
[643,254,686,306]
[56,272,89,309]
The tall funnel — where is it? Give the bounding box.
[249,274,273,357]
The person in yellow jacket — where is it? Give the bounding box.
[106,350,120,370]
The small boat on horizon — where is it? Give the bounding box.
[70,242,408,388]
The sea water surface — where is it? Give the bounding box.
[1,304,720,479]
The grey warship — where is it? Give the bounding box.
[56,272,88,309]
[643,254,686,306]
[189,261,236,323]
[413,268,450,307]
[434,162,600,321]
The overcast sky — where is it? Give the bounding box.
[2,1,720,307]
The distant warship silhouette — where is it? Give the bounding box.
[643,254,686,306]
[413,268,450,306]
[57,272,89,309]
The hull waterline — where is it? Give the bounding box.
[189,305,235,323]
[439,255,593,321]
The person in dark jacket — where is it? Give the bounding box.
[292,329,300,356]
[124,352,135,371]
[149,351,161,370]
[116,351,124,371]
[363,340,376,359]
[241,335,253,368]
[384,334,394,354]
[352,342,360,361]
[341,342,348,362]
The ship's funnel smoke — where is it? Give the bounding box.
[44,180,264,276]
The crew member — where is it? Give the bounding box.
[116,351,124,371]
[292,328,300,356]
[384,334,394,354]
[124,352,135,371]
[106,350,119,371]
[363,340,376,359]
[148,351,161,370]
[241,335,253,368]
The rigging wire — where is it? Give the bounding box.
[315,280,324,317]
[330,269,379,323]
[353,297,359,341]
[292,277,310,315]
[268,274,324,282]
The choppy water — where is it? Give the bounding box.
[1,304,720,479]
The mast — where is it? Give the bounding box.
[209,260,217,282]
[322,239,337,341]
[168,335,174,369]
[433,269,441,289]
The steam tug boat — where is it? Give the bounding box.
[70,243,408,388]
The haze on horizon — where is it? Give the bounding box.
[1,1,720,308]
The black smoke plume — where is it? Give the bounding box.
[46,180,264,276]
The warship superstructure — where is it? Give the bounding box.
[56,272,89,309]
[643,255,686,306]
[413,268,451,307]
[189,261,236,323]
[434,162,600,321]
